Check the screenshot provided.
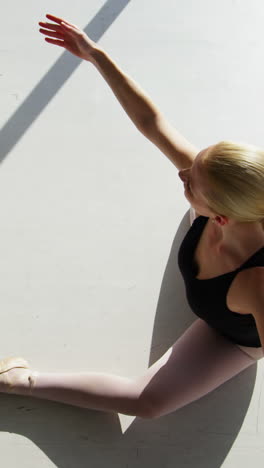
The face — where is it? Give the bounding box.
[178,145,215,218]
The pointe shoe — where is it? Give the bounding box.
[0,356,31,393]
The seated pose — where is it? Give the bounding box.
[0,14,263,420]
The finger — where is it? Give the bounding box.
[39,29,64,39]
[45,13,65,24]
[46,14,76,28]
[44,38,65,47]
[61,22,75,31]
[39,22,63,32]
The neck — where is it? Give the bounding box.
[212,218,264,252]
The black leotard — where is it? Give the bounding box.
[178,215,264,347]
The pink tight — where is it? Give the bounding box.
[24,319,257,419]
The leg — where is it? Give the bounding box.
[0,319,256,419]
[135,319,257,418]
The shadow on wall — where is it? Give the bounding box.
[0,212,257,468]
[0,1,257,466]
[0,0,131,164]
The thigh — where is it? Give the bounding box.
[137,319,255,418]
[237,344,264,360]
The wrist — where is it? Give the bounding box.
[89,46,106,66]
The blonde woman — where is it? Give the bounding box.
[0,14,263,420]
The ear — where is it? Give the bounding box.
[215,215,228,225]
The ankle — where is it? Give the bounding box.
[8,369,39,396]
[28,371,39,395]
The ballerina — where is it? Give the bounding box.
[0,13,263,420]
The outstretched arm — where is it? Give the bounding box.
[39,14,198,169]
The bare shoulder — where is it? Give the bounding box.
[231,267,264,314]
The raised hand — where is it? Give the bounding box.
[39,14,100,61]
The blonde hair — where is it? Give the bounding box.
[201,140,264,223]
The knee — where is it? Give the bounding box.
[132,380,171,420]
[136,395,164,420]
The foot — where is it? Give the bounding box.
[0,368,32,394]
[0,357,35,395]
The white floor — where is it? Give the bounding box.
[0,0,264,466]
